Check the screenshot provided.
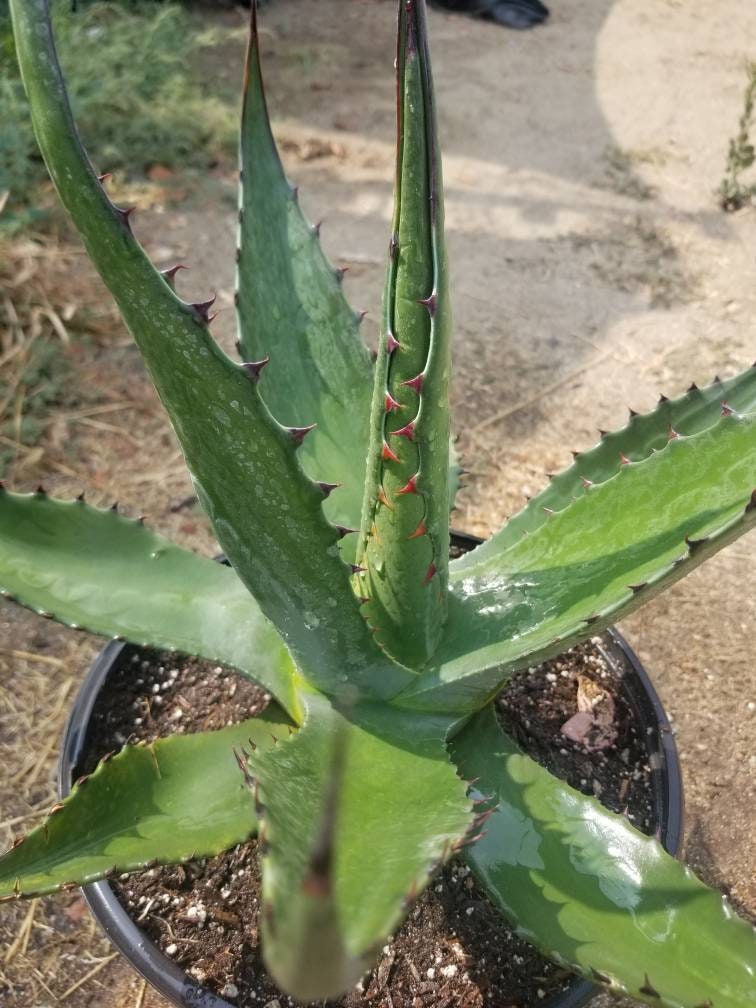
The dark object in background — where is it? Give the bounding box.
[430,0,549,29]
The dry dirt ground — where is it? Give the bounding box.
[1,0,755,1005]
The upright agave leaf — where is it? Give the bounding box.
[247,689,472,1000]
[9,0,413,703]
[357,0,452,669]
[237,2,374,550]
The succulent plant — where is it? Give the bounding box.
[2,0,756,1004]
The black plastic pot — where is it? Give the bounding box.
[59,532,684,1008]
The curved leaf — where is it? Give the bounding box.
[0,489,302,718]
[494,366,756,550]
[0,706,293,900]
[9,0,412,702]
[452,706,756,1008]
[237,3,373,548]
[248,690,472,1000]
[398,409,756,711]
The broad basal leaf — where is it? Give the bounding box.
[0,707,293,900]
[248,689,472,1000]
[397,408,756,711]
[452,706,756,1008]
[0,489,301,718]
[493,366,756,550]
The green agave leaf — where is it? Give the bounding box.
[249,689,472,1000]
[0,489,302,719]
[0,707,293,900]
[494,366,756,550]
[9,0,412,702]
[356,0,452,669]
[452,706,756,1008]
[236,3,373,555]
[397,408,756,711]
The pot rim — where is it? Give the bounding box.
[58,531,684,1008]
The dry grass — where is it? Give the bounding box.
[0,620,117,1006]
[0,227,120,485]
[0,223,195,1005]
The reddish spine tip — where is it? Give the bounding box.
[378,485,394,510]
[334,525,358,539]
[406,0,417,53]
[385,391,401,412]
[350,564,367,575]
[161,263,188,285]
[76,492,85,503]
[721,401,736,417]
[317,481,341,498]
[313,221,322,238]
[336,266,349,282]
[423,562,437,586]
[581,477,593,488]
[619,452,632,465]
[688,382,699,393]
[401,372,425,393]
[242,356,270,381]
[390,420,416,441]
[659,393,670,404]
[397,473,419,495]
[358,596,370,605]
[408,520,427,540]
[417,292,437,317]
[287,424,317,445]
[386,333,401,354]
[382,441,400,463]
[97,171,113,184]
[191,295,217,324]
[358,310,368,323]
[116,205,136,232]
[667,425,680,440]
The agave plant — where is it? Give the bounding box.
[2,0,756,1004]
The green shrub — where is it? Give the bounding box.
[0,1,236,220]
